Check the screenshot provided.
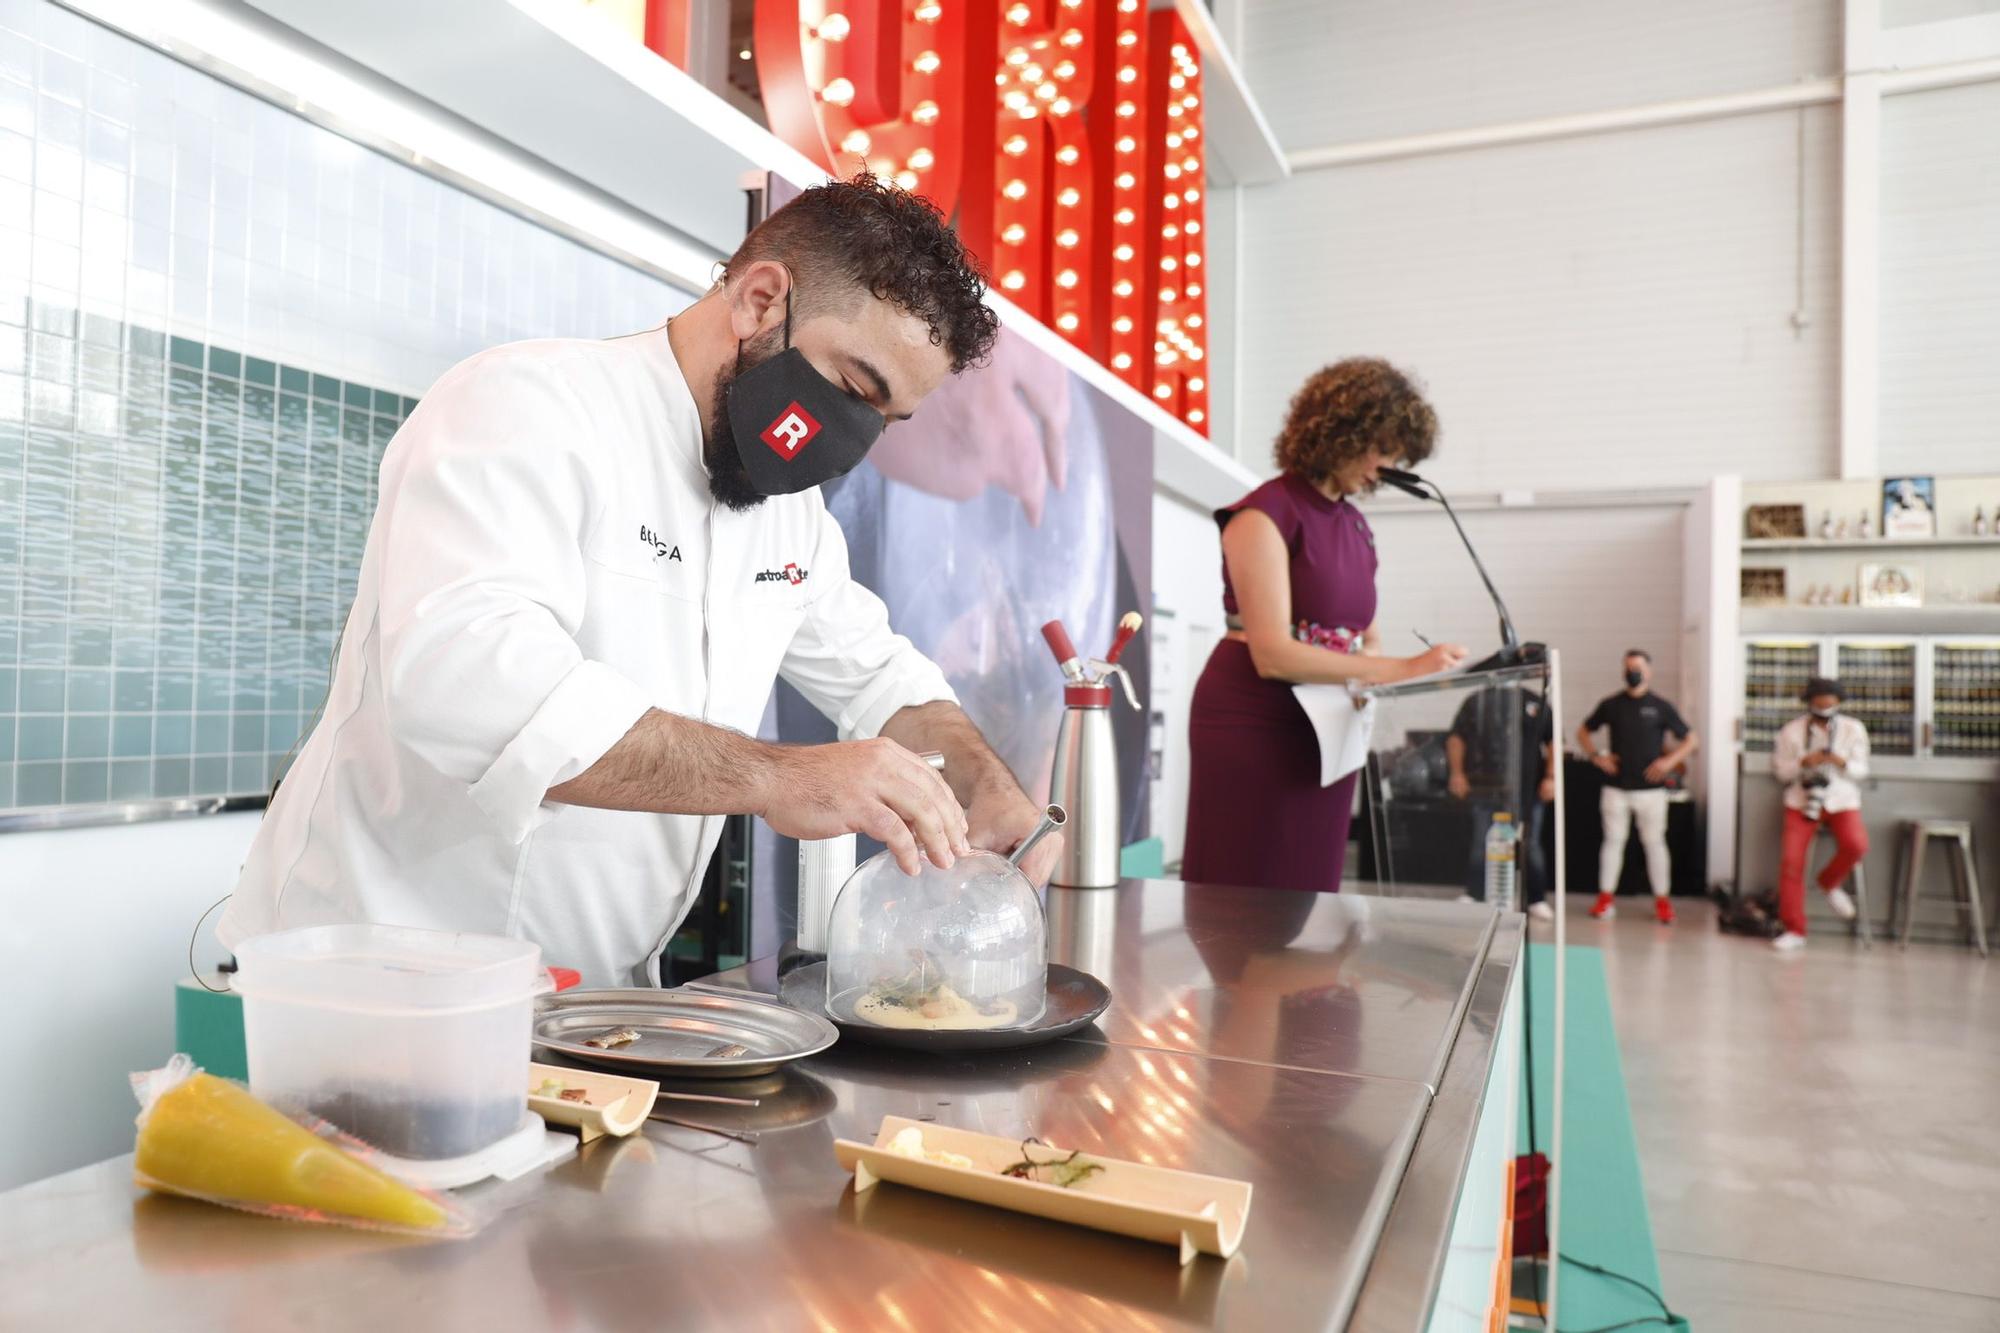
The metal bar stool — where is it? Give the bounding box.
[1809,826,1871,948]
[1892,819,1988,956]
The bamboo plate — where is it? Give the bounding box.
[528,1062,658,1142]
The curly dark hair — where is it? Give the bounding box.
[1273,358,1437,484]
[723,173,999,373]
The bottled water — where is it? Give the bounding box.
[1485,812,1519,913]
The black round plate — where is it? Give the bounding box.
[777,962,1111,1053]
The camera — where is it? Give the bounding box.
[1800,769,1831,821]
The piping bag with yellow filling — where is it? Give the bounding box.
[131,1055,468,1236]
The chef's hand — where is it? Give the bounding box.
[1539,776,1557,804]
[1642,758,1674,784]
[1592,752,1621,777]
[763,739,970,875]
[1446,771,1471,800]
[967,777,1063,887]
[1400,643,1468,680]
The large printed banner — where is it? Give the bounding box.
[636,0,1210,436]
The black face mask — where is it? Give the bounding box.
[724,292,884,498]
[1624,669,1645,689]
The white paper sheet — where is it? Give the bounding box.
[1291,684,1377,787]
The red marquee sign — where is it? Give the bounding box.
[649,0,1210,436]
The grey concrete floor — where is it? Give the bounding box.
[1558,896,2000,1333]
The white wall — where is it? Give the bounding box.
[0,812,259,1189]
[1879,80,2000,477]
[1150,493,1227,867]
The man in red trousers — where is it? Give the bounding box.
[1769,677,1869,953]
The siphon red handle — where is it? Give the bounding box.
[1041,620,1080,669]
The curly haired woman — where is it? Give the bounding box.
[1182,359,1467,894]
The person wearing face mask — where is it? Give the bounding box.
[1767,678,1869,953]
[219,177,1057,987]
[1577,649,1698,922]
[1182,359,1469,894]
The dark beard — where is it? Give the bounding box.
[702,332,781,513]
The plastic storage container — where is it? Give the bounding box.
[232,925,548,1161]
[824,850,1047,1030]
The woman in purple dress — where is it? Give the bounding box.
[1182,359,1466,893]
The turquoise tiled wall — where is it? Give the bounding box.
[0,0,687,811]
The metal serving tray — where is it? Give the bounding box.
[534,987,838,1078]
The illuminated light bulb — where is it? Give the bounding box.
[1034,82,1057,102]
[1055,60,1077,80]
[1183,156,1199,173]
[995,70,1008,86]
[908,147,935,170]
[1113,316,1133,333]
[1006,46,1029,66]
[841,129,872,155]
[1154,383,1173,399]
[1159,348,1179,366]
[1190,346,1204,360]
[914,0,942,20]
[1118,30,1138,47]
[1001,270,1026,290]
[1113,352,1133,368]
[1116,136,1136,153]
[1161,287,1178,303]
[1115,172,1136,189]
[1018,104,1040,118]
[1055,146,1080,165]
[1004,134,1029,155]
[1001,223,1027,244]
[913,49,941,74]
[1188,408,1204,424]
[1161,255,1179,271]
[1184,126,1200,141]
[737,48,752,61]
[912,99,941,124]
[1185,220,1200,235]
[1117,100,1137,118]
[1061,28,1084,48]
[1184,187,1200,202]
[1185,94,1200,109]
[1119,0,1138,11]
[1114,244,1135,261]
[1187,307,1202,320]
[1023,63,1044,82]
[1057,186,1081,207]
[1166,133,1183,149]
[1164,194,1179,209]
[1051,97,1072,115]
[1187,252,1202,267]
[1007,2,1032,23]
[1003,89,1030,110]
[1057,311,1080,330]
[1115,207,1135,224]
[1163,224,1179,239]
[1003,178,1029,200]
[815,13,851,40]
[1063,0,1084,8]
[1056,268,1078,289]
[1169,74,1186,90]
[1168,103,1183,119]
[1172,42,1187,58]
[1114,279,1134,296]
[1189,377,1205,392]
[1165,164,1182,180]
[1118,65,1138,84]
[820,77,856,106]
[1057,228,1080,247]
[895,171,919,190]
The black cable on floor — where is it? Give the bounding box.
[1556,1253,1685,1332]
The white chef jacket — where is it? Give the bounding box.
[1771,712,1871,815]
[218,331,957,986]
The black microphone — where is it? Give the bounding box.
[1375,467,1542,669]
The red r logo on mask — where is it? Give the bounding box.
[761,402,821,459]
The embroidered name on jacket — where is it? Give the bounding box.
[639,525,682,562]
[754,562,809,586]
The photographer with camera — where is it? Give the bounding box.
[1769,677,1870,953]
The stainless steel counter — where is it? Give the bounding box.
[0,880,1520,1332]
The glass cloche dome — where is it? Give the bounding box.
[824,849,1048,1031]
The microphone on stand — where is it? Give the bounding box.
[1377,466,1544,671]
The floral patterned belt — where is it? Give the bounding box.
[1224,615,1364,653]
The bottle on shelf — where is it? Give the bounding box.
[1820,510,1835,539]
[1975,506,1989,538]
[1859,508,1873,539]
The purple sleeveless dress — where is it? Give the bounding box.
[1181,473,1379,893]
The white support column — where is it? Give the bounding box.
[1841,0,1882,481]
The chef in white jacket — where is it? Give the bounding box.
[220,177,1056,985]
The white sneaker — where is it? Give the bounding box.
[1771,931,1806,952]
[1527,901,1554,921]
[1825,887,1856,920]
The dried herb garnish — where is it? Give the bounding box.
[1001,1136,1104,1189]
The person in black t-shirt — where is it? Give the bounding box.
[1575,649,1699,924]
[1446,685,1555,919]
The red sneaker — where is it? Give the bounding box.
[1654,896,1676,925]
[1590,893,1617,920]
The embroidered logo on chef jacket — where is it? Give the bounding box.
[760,402,822,459]
[753,562,810,587]
[638,524,682,562]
